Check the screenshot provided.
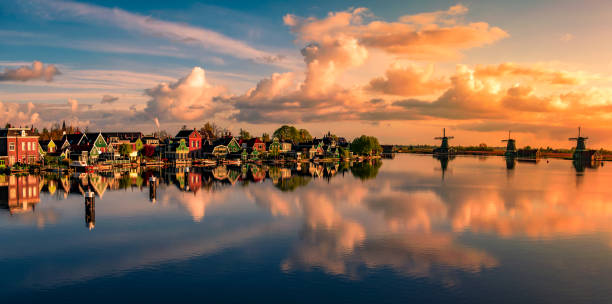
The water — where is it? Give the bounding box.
[1,154,612,303]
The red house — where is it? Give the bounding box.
[0,128,41,166]
[239,137,266,152]
[175,129,202,158]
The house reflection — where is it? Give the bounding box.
[0,175,40,214]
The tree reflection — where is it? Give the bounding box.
[350,160,382,180]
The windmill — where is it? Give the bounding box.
[568,126,588,152]
[433,128,454,155]
[501,130,517,157]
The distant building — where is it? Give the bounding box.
[175,129,202,158]
[0,128,41,166]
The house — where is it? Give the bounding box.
[85,132,110,153]
[239,137,266,152]
[294,143,318,159]
[60,133,88,150]
[163,138,190,164]
[141,136,160,146]
[281,140,292,153]
[205,136,240,158]
[0,128,41,166]
[268,137,282,156]
[39,139,57,154]
[69,144,101,164]
[175,129,202,158]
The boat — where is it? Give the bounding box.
[70,160,94,173]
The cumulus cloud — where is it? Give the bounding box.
[227,5,509,124]
[0,101,39,125]
[386,64,612,127]
[100,95,119,104]
[0,61,61,82]
[367,63,448,96]
[67,98,79,112]
[143,67,227,122]
[284,5,508,61]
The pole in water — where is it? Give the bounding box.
[85,190,95,230]
[149,176,157,203]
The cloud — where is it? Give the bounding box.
[0,101,40,125]
[285,5,508,61]
[0,61,60,82]
[474,62,590,85]
[366,63,448,96]
[25,0,285,65]
[100,95,119,104]
[67,98,79,112]
[143,67,227,122]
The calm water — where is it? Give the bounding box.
[2,154,612,303]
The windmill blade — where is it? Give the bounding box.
[447,136,454,139]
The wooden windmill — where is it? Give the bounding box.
[502,130,517,157]
[433,128,454,155]
[569,126,588,152]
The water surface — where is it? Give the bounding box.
[1,154,612,303]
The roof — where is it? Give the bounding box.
[61,133,87,145]
[99,132,143,141]
[175,129,199,139]
[212,136,236,146]
[39,140,54,150]
[0,128,37,137]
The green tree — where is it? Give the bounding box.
[273,125,312,143]
[350,135,382,156]
[350,160,382,180]
[119,143,133,157]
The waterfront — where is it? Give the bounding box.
[2,154,612,303]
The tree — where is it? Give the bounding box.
[350,135,382,156]
[298,129,312,142]
[119,144,133,157]
[239,128,251,140]
[273,125,312,143]
[262,132,271,142]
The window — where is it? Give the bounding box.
[27,142,31,151]
[9,142,15,151]
[22,142,25,151]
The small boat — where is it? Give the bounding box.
[70,160,94,172]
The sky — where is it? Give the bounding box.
[1,0,612,147]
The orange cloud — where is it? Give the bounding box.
[143,67,227,122]
[367,63,448,97]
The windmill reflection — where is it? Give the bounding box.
[434,154,455,180]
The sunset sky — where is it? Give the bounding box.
[2,0,612,147]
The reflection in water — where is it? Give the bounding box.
[85,192,95,230]
[3,155,612,303]
[434,154,455,179]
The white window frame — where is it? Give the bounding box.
[9,142,15,151]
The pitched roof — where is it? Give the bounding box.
[213,136,236,146]
[61,133,87,145]
[175,129,199,138]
